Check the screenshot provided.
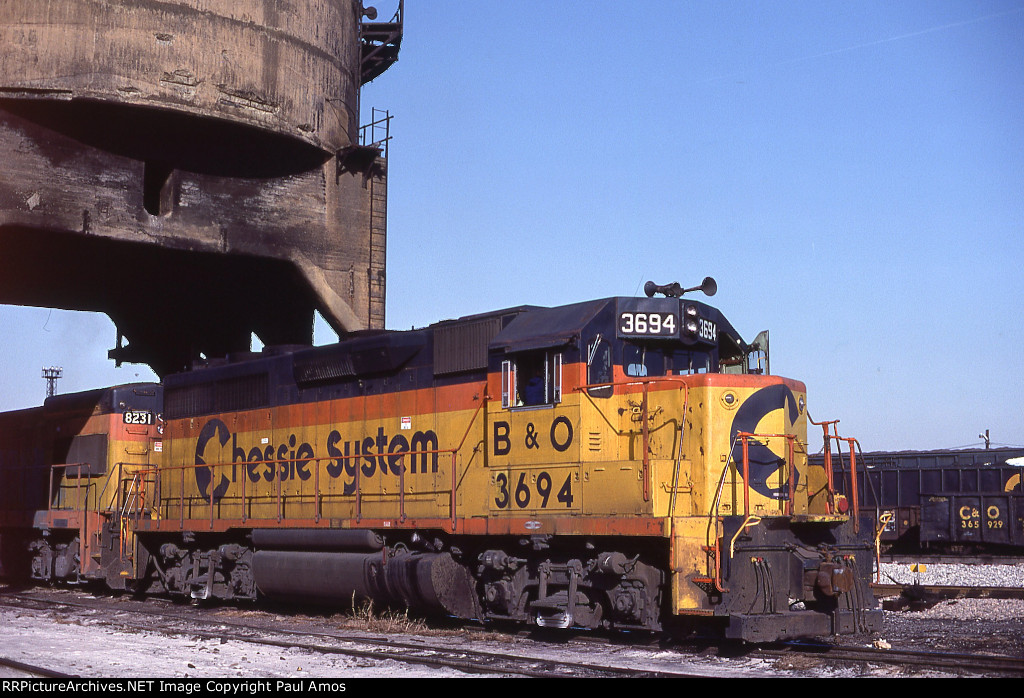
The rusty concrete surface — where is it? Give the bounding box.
[0,0,398,375]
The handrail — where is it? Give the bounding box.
[730,514,761,559]
[46,463,92,515]
[141,389,490,532]
[120,470,154,521]
[576,376,690,503]
[48,462,152,516]
[808,418,840,513]
[736,431,798,516]
[875,511,895,583]
[448,389,489,528]
[842,437,861,532]
[44,461,152,569]
[809,416,862,532]
[121,468,138,519]
[707,430,798,590]
[669,387,690,518]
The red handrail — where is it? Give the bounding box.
[809,416,861,532]
[735,432,798,516]
[577,376,690,503]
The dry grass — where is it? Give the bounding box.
[338,598,429,634]
[325,590,430,633]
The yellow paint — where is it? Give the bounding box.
[49,412,161,580]
[156,368,837,619]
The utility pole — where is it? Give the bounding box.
[979,429,990,450]
[42,366,62,398]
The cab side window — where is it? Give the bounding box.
[586,336,612,398]
[502,351,562,408]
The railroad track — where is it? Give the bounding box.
[872,583,1024,601]
[4,587,1020,678]
[0,655,77,679]
[0,590,704,678]
[759,642,1024,677]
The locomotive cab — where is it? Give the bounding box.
[11,385,163,587]
[480,284,879,639]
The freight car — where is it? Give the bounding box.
[1,281,882,642]
[817,448,1024,552]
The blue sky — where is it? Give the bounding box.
[2,1,1022,451]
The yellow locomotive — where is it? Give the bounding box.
[0,385,162,586]
[5,280,882,641]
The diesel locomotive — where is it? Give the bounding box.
[0,280,882,642]
[0,384,162,585]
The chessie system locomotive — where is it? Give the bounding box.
[0,280,882,642]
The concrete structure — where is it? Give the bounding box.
[0,0,402,375]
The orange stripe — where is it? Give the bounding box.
[136,516,670,538]
[167,380,489,432]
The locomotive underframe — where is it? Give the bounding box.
[65,519,882,642]
[131,528,668,632]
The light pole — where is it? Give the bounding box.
[42,366,63,398]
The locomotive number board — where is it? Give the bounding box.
[122,410,154,425]
[616,298,680,339]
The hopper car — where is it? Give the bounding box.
[0,280,882,642]
[817,448,1024,552]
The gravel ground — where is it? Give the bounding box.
[878,561,1024,587]
[871,562,1024,658]
[880,597,1024,657]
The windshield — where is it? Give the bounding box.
[622,343,712,377]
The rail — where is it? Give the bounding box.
[737,431,799,516]
[40,461,154,575]
[701,432,801,592]
[46,463,94,518]
[148,390,489,532]
[875,511,895,583]
[360,108,392,158]
[706,420,854,590]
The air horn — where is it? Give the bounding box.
[644,277,717,298]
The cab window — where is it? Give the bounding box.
[586,336,612,398]
[622,344,664,378]
[502,351,562,408]
[669,351,711,375]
